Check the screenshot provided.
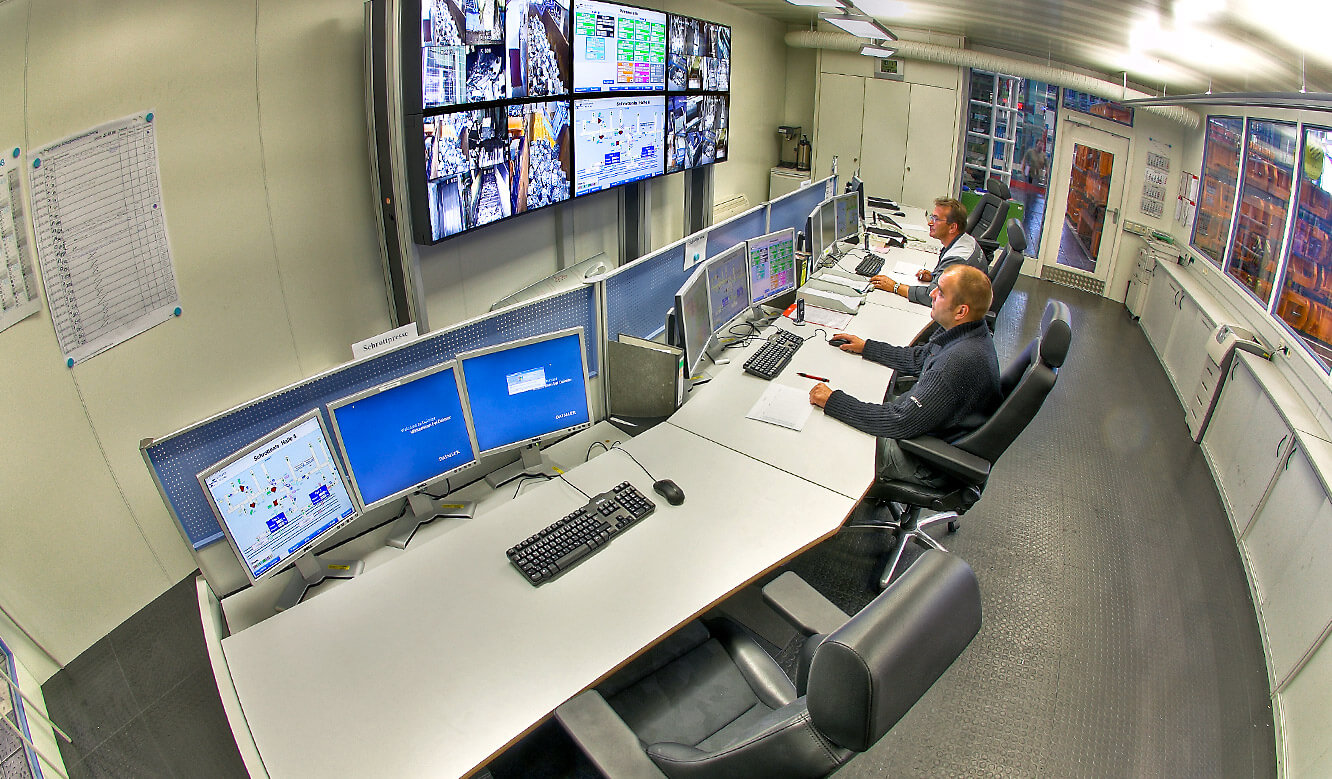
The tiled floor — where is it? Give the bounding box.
[1058,215,1098,271]
[38,277,1275,777]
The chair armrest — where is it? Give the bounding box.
[761,571,850,636]
[977,236,1001,253]
[899,436,991,484]
[555,690,668,779]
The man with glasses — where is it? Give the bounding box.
[870,197,985,306]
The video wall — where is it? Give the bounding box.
[403,0,730,244]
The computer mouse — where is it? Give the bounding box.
[653,479,685,506]
[828,337,851,347]
[893,211,906,217]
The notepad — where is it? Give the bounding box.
[746,383,815,431]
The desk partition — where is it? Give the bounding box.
[143,286,598,550]
[769,176,836,235]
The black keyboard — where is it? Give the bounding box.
[867,196,898,210]
[743,329,805,380]
[854,253,885,277]
[866,226,904,240]
[506,481,656,585]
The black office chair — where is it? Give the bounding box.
[966,178,1012,263]
[558,550,981,779]
[852,301,1071,588]
[985,218,1027,330]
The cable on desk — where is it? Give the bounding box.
[585,440,620,462]
[610,443,659,483]
[421,478,451,500]
[557,473,592,500]
[513,472,552,498]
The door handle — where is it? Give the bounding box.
[1276,434,1288,458]
[1109,207,1120,225]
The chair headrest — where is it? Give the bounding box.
[806,551,982,752]
[1039,301,1071,368]
[1005,218,1027,253]
[985,177,1011,200]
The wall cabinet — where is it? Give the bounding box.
[1201,358,1292,536]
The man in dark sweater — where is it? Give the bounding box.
[809,264,1001,485]
[870,197,986,306]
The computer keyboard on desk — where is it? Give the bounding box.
[854,253,885,277]
[506,481,656,585]
[743,329,804,380]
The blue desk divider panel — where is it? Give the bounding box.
[705,204,768,260]
[144,286,598,549]
[603,239,690,342]
[768,175,837,235]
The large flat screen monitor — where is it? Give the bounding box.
[666,14,730,92]
[665,94,728,174]
[197,411,363,611]
[705,242,751,332]
[674,263,711,376]
[818,197,839,254]
[748,228,797,305]
[572,95,665,195]
[572,0,666,93]
[328,362,480,548]
[832,191,860,241]
[421,99,573,241]
[420,0,572,109]
[458,327,594,486]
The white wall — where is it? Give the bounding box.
[0,0,791,670]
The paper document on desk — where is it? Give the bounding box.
[807,287,863,310]
[901,222,930,233]
[746,383,814,431]
[794,305,853,329]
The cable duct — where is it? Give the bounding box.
[784,30,1201,128]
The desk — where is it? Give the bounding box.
[220,422,854,777]
[669,305,931,500]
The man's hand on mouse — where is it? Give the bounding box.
[830,333,865,353]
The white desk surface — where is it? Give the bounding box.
[668,304,930,500]
[221,422,852,778]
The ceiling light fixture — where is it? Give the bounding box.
[819,12,896,40]
[784,0,849,6]
[859,43,898,57]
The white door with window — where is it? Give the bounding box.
[1041,122,1129,287]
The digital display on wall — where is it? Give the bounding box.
[573,95,665,195]
[665,94,728,174]
[572,0,667,93]
[667,14,730,92]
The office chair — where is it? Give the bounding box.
[966,177,1012,262]
[852,300,1071,589]
[985,218,1027,330]
[557,550,981,779]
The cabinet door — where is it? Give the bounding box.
[814,74,867,185]
[901,83,959,206]
[860,78,910,202]
[1140,271,1180,356]
[1243,444,1332,685]
[1201,360,1291,535]
[1163,297,1214,403]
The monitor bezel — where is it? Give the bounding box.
[704,242,753,333]
[196,409,360,586]
[674,262,712,376]
[455,326,596,459]
[326,361,480,513]
[747,227,797,306]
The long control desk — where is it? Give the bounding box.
[215,250,933,778]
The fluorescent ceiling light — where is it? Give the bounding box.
[819,12,896,40]
[859,44,898,57]
[786,0,846,6]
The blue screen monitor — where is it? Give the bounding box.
[328,362,478,511]
[458,327,594,485]
[572,95,666,195]
[747,228,797,305]
[705,242,751,332]
[674,262,711,376]
[197,411,363,610]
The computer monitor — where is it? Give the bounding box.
[674,263,712,377]
[833,191,860,241]
[747,228,797,306]
[818,198,838,256]
[197,410,363,612]
[572,0,667,93]
[845,174,865,220]
[328,362,480,549]
[572,95,666,195]
[457,327,594,487]
[705,242,751,332]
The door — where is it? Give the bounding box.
[1041,122,1129,285]
[902,82,960,207]
[813,73,866,182]
[860,78,910,202]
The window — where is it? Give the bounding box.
[1274,125,1332,369]
[1191,116,1244,266]
[1062,89,1133,126]
[1226,119,1297,305]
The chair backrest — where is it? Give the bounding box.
[988,220,1028,320]
[985,176,1011,200]
[806,550,982,752]
[967,192,1007,243]
[957,300,1070,462]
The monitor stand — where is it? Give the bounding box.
[484,443,557,488]
[385,492,477,549]
[275,552,365,613]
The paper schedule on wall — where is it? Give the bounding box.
[28,114,179,365]
[0,153,41,334]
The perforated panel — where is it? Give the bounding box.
[769,175,836,235]
[604,242,690,341]
[145,287,597,548]
[705,205,767,259]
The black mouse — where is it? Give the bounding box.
[828,337,851,347]
[653,479,685,506]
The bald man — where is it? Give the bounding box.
[809,265,1002,486]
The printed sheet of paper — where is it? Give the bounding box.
[0,154,41,333]
[795,305,852,330]
[746,382,814,431]
[29,114,179,365]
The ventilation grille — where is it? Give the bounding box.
[1041,265,1104,295]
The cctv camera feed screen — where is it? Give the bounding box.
[665,94,728,173]
[666,14,730,92]
[423,99,572,240]
[572,0,666,93]
[572,95,664,195]
[421,0,571,109]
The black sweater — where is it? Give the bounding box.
[823,319,1002,440]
